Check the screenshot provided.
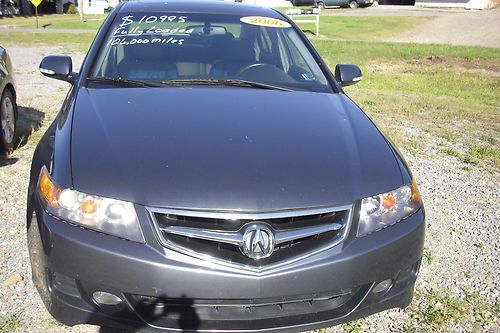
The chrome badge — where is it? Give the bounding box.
[241,224,275,259]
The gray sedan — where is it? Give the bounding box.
[0,45,17,154]
[315,0,374,8]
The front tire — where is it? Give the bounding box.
[0,88,17,154]
[349,0,359,8]
[317,1,326,9]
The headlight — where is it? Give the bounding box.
[358,180,422,237]
[37,166,144,242]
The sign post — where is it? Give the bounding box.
[286,8,322,37]
[29,0,44,28]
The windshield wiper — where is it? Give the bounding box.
[86,76,163,88]
[160,79,292,92]
[86,77,292,91]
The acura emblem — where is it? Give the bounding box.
[241,224,275,259]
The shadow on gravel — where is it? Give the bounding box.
[0,156,18,166]
[0,106,44,164]
[13,106,45,151]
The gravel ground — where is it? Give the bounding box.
[0,46,498,333]
[387,7,500,48]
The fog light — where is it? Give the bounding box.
[92,291,122,305]
[372,279,392,294]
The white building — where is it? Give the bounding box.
[415,0,498,9]
[232,0,293,7]
[77,0,109,14]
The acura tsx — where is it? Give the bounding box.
[27,1,425,332]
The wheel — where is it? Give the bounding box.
[0,88,17,154]
[236,63,270,78]
[349,0,359,8]
[317,1,326,9]
[236,63,294,84]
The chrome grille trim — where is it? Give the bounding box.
[148,205,351,220]
[147,205,353,273]
[159,222,344,247]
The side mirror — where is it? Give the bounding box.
[39,55,77,83]
[334,64,362,87]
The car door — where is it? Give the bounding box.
[324,0,345,6]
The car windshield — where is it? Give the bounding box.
[90,12,333,93]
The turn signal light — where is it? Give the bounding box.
[411,179,421,202]
[38,168,60,207]
[382,194,396,209]
[80,199,98,214]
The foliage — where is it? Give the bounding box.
[64,2,77,14]
[0,314,23,333]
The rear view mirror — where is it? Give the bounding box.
[39,55,76,83]
[334,64,362,87]
[186,25,228,36]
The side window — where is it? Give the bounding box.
[287,37,309,70]
[283,30,329,85]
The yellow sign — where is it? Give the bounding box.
[240,16,291,28]
[30,0,43,7]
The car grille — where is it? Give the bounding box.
[126,285,368,331]
[148,205,352,271]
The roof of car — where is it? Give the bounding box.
[119,0,285,19]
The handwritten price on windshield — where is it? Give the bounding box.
[119,15,187,27]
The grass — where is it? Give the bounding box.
[300,16,430,40]
[0,314,23,333]
[470,144,500,165]
[410,291,499,327]
[313,39,500,66]
[0,13,106,29]
[440,146,484,165]
[342,320,365,332]
[421,293,469,325]
[422,249,438,265]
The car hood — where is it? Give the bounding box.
[71,87,403,211]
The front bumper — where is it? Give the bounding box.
[28,197,425,332]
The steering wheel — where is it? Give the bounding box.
[236,63,275,78]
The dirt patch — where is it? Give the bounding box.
[366,58,500,78]
[365,61,408,75]
[418,57,500,76]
